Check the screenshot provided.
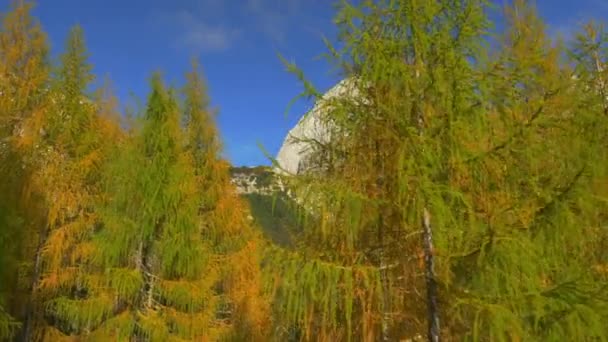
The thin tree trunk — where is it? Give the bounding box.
[592,51,608,116]
[21,226,48,342]
[134,222,158,341]
[379,218,391,342]
[413,64,440,341]
[375,137,391,342]
[137,239,155,311]
[134,240,150,341]
[422,208,439,342]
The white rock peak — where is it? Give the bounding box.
[274,78,358,175]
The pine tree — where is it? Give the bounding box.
[0,0,50,339]
[270,0,608,340]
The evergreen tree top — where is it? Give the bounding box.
[57,25,93,98]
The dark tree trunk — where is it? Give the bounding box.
[21,225,48,342]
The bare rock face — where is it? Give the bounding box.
[274,78,358,175]
[230,79,358,196]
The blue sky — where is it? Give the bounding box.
[9,0,608,166]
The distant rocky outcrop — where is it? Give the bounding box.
[229,166,298,247]
[229,166,281,195]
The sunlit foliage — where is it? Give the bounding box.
[0,1,607,341]
[271,0,608,341]
[0,0,50,339]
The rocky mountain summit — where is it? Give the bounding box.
[274,78,358,175]
[230,78,357,194]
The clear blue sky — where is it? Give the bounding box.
[9,0,608,166]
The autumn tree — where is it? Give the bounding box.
[441,2,608,340]
[270,0,491,339]
[270,0,608,341]
[43,73,205,340]
[59,70,266,341]
[0,0,49,339]
[570,22,608,116]
[20,24,115,341]
[182,60,270,340]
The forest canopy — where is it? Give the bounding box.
[1,0,607,341]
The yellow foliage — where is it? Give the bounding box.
[593,264,608,276]
[40,325,78,342]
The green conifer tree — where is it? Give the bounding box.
[270,0,608,340]
[74,73,223,341]
[442,2,608,339]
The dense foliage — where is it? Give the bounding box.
[269,0,608,341]
[0,1,267,341]
[0,0,607,341]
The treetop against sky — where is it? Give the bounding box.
[3,0,602,166]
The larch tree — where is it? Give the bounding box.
[1,0,605,341]
[21,24,111,341]
[570,22,608,116]
[270,0,607,341]
[443,2,608,340]
[182,60,270,341]
[75,72,255,341]
[0,0,50,339]
[566,17,608,334]
[269,0,490,339]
